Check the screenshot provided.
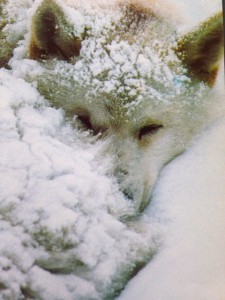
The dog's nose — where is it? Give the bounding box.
[122,182,151,213]
[122,187,134,201]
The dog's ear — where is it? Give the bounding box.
[29,0,82,60]
[176,12,224,86]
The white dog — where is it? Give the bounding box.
[1,0,224,213]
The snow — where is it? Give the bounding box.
[0,0,224,299]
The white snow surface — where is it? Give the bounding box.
[0,0,225,299]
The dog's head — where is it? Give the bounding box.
[28,0,224,212]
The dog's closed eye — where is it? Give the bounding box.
[138,124,163,140]
[77,115,93,131]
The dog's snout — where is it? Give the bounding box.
[114,166,129,181]
[113,168,135,200]
[115,168,129,177]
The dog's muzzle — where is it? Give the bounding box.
[114,166,150,213]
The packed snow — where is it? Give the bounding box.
[0,0,224,299]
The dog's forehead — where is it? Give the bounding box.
[59,6,191,109]
[40,1,199,115]
[78,90,177,125]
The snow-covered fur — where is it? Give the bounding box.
[6,0,224,213]
[0,0,224,299]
